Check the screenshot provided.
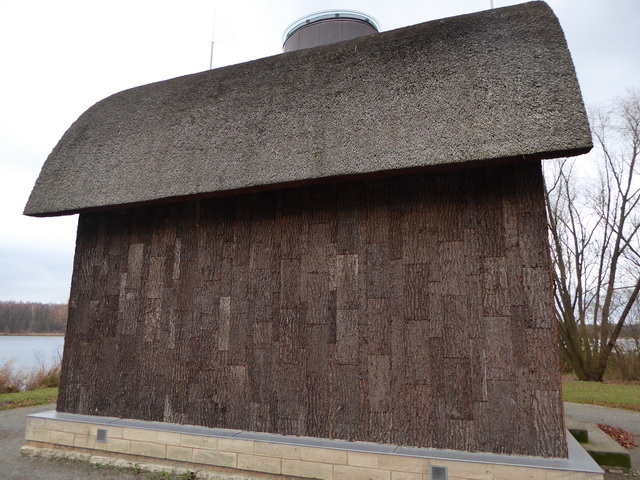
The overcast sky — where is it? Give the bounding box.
[1,0,639,303]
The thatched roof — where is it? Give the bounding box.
[25,1,591,217]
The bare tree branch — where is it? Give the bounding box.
[545,90,640,381]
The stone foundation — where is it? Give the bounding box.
[23,411,603,480]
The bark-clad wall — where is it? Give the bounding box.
[58,162,566,457]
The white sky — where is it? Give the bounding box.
[1,0,639,303]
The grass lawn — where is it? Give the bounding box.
[0,387,57,410]
[562,376,640,412]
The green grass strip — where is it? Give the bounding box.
[0,387,57,410]
[562,378,640,412]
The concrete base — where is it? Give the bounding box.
[24,411,604,480]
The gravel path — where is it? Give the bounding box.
[2,403,639,479]
[565,402,640,479]
[565,402,640,438]
[0,404,140,480]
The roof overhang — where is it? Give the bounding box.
[25,2,592,217]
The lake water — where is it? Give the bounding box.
[0,336,65,372]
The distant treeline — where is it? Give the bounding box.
[0,301,67,334]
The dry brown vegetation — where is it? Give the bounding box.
[0,358,61,394]
[598,424,639,449]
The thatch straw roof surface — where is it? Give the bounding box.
[25,1,591,217]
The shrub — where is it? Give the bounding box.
[0,357,61,393]
[605,340,640,381]
[0,360,25,393]
[24,360,61,391]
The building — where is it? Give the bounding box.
[23,3,601,479]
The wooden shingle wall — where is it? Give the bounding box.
[58,162,566,457]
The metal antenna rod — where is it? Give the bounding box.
[209,5,217,69]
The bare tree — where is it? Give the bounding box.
[545,90,640,381]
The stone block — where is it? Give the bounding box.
[334,465,391,480]
[546,473,604,480]
[181,434,219,449]
[26,418,46,429]
[391,472,423,480]
[254,441,301,460]
[192,448,237,468]
[166,445,194,462]
[25,427,51,443]
[50,430,75,447]
[102,438,131,454]
[123,427,158,443]
[74,434,96,449]
[440,461,493,480]
[348,451,380,468]
[44,419,67,432]
[237,453,282,474]
[282,459,334,480]
[157,431,183,446]
[129,440,166,458]
[20,445,39,457]
[379,454,428,474]
[35,448,58,459]
[300,446,348,465]
[63,421,90,435]
[89,425,124,439]
[90,455,119,465]
[493,465,546,480]
[64,451,92,462]
[112,459,134,469]
[217,438,255,454]
[137,462,173,474]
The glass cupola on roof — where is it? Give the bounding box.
[283,10,380,52]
